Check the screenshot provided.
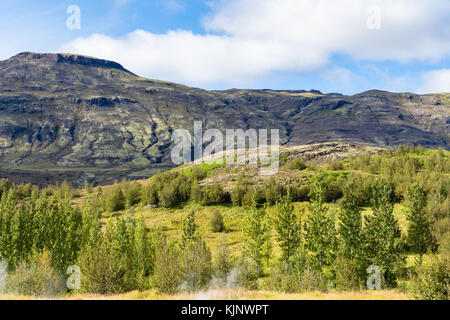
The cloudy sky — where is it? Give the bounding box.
[1,0,449,94]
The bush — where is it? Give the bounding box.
[6,251,64,297]
[285,158,307,170]
[263,178,285,205]
[411,255,450,300]
[231,184,247,206]
[237,258,259,290]
[291,184,311,202]
[210,211,225,233]
[264,251,320,293]
[122,180,141,207]
[77,241,129,294]
[151,236,182,295]
[325,160,344,171]
[159,183,179,208]
[335,256,362,291]
[324,180,344,202]
[200,185,228,206]
[104,184,126,212]
[214,237,234,285]
[179,239,212,291]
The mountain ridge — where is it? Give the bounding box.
[0,52,449,185]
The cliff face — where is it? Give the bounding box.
[0,52,449,185]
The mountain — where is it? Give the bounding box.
[0,52,449,186]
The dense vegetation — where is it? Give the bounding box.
[0,145,448,299]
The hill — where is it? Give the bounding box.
[0,52,449,186]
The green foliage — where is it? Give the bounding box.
[200,184,228,206]
[180,210,197,249]
[411,254,450,300]
[406,183,435,262]
[0,145,449,298]
[364,178,404,287]
[339,179,364,261]
[77,213,154,294]
[275,188,301,265]
[263,178,285,205]
[104,184,126,212]
[242,192,272,275]
[179,237,212,291]
[264,250,319,293]
[151,232,182,295]
[143,172,193,208]
[305,175,337,276]
[210,211,225,233]
[6,250,63,297]
[230,174,250,206]
[237,257,259,290]
[285,158,307,170]
[335,256,362,291]
[214,236,233,284]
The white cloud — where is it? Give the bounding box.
[418,69,450,93]
[60,0,450,87]
[162,0,185,13]
[320,67,366,91]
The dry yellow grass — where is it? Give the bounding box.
[0,289,411,300]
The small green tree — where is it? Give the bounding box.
[339,179,364,261]
[406,183,434,264]
[364,178,403,287]
[80,199,101,249]
[210,211,225,233]
[305,175,336,278]
[151,231,182,295]
[179,237,212,291]
[214,236,233,284]
[242,190,272,275]
[275,187,301,267]
[180,210,198,249]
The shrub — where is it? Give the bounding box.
[151,236,182,295]
[237,258,259,290]
[200,185,228,206]
[291,184,311,202]
[122,180,141,207]
[214,236,233,284]
[77,241,129,294]
[263,178,285,205]
[104,185,126,212]
[159,183,179,208]
[179,238,212,291]
[411,255,450,300]
[210,211,225,233]
[264,251,320,293]
[231,184,247,206]
[191,167,207,181]
[142,183,159,205]
[326,160,344,171]
[335,256,362,291]
[6,251,64,297]
[285,158,307,170]
[324,180,344,202]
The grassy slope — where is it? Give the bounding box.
[63,147,449,300]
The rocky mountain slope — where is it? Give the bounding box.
[0,52,449,185]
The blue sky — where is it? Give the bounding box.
[1,0,449,94]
